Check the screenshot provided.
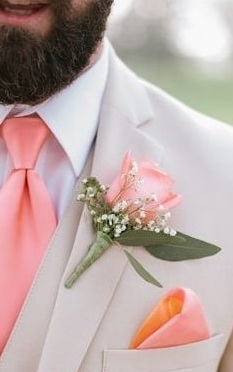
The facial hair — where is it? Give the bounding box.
[0,0,113,105]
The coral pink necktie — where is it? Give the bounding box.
[0,117,57,352]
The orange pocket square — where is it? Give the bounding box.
[129,287,210,349]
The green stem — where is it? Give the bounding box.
[65,232,113,288]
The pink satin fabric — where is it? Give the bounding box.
[0,117,57,352]
[130,287,210,349]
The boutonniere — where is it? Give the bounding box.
[65,152,220,289]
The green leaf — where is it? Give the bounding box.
[116,230,185,247]
[146,232,221,261]
[124,250,163,288]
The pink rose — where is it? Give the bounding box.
[105,152,181,225]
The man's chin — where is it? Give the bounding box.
[0,0,113,105]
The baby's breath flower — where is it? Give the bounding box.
[114,224,123,234]
[129,161,138,176]
[170,228,177,237]
[160,220,166,228]
[113,204,121,213]
[164,212,171,220]
[101,214,108,221]
[77,193,85,201]
[122,215,129,224]
[100,185,106,191]
[163,226,170,235]
[148,220,155,226]
[120,200,128,210]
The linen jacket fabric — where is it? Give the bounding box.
[1,48,233,372]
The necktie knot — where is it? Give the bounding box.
[1,117,50,170]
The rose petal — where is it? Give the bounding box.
[105,153,181,214]
[105,177,122,205]
[121,166,174,203]
[121,151,132,176]
[161,193,182,211]
[105,152,133,205]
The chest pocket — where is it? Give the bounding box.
[103,334,223,372]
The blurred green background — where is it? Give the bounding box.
[108,0,233,126]
[118,58,233,125]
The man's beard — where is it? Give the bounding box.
[0,0,113,105]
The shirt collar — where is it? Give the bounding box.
[0,39,110,177]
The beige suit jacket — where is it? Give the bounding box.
[1,48,233,372]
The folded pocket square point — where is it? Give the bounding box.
[129,296,182,349]
[129,287,210,350]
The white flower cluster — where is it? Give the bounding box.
[131,209,176,236]
[128,161,138,176]
[94,212,130,238]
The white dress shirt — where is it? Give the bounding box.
[0,41,109,220]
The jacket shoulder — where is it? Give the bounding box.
[107,50,233,145]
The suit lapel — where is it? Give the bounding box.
[37,51,164,372]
